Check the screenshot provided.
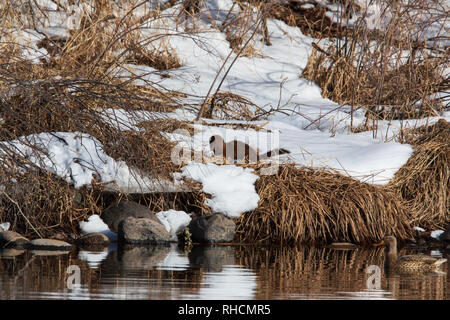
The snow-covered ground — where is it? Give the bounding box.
[1,0,449,219]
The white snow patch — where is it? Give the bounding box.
[0,132,182,193]
[156,209,192,241]
[431,230,444,239]
[181,163,259,218]
[0,222,10,232]
[79,214,117,241]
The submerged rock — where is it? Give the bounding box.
[188,214,235,243]
[0,231,29,248]
[102,201,160,233]
[118,217,171,244]
[25,239,73,251]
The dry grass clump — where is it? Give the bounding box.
[236,165,413,245]
[268,0,354,39]
[388,119,449,230]
[122,38,182,71]
[135,191,212,217]
[203,91,263,120]
[0,169,104,238]
[301,0,449,125]
[302,44,448,121]
[225,32,261,58]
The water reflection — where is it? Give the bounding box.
[0,244,447,300]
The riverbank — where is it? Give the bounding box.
[0,0,448,246]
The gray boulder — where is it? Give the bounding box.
[0,231,29,248]
[118,217,171,244]
[439,225,450,242]
[188,214,235,243]
[101,201,159,233]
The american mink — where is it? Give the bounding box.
[209,135,289,162]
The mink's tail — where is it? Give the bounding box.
[259,148,290,160]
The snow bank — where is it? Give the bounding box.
[181,163,259,218]
[156,209,192,241]
[79,214,117,241]
[165,120,413,185]
[0,131,182,193]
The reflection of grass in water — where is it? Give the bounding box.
[0,251,101,298]
[0,246,446,299]
[235,245,447,300]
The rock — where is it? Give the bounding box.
[53,232,72,242]
[438,225,450,242]
[101,201,160,233]
[118,217,171,244]
[76,233,110,249]
[25,239,73,251]
[0,231,29,248]
[30,250,71,256]
[417,238,427,246]
[188,214,235,243]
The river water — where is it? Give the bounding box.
[0,243,448,300]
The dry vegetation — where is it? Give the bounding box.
[236,165,413,245]
[389,119,449,230]
[0,0,191,237]
[0,1,448,243]
[301,0,449,126]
